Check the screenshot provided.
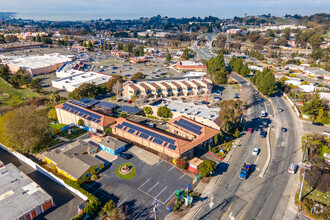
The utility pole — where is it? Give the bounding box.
[153,200,158,220]
[299,145,309,200]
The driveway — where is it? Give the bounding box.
[82,148,192,219]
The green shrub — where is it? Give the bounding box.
[173,207,177,211]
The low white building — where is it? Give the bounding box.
[181,72,207,78]
[52,71,112,92]
[0,53,73,76]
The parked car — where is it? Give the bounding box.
[248,128,253,133]
[119,153,132,160]
[278,108,283,112]
[260,131,266,138]
[281,127,287,132]
[127,100,132,103]
[312,121,324,126]
[252,148,260,156]
[234,93,239,99]
[288,163,298,174]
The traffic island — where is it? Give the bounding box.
[116,163,136,179]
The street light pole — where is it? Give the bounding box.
[153,200,158,220]
[299,169,306,200]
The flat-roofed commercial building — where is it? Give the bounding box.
[1,53,73,76]
[146,98,221,130]
[0,163,55,220]
[176,61,207,72]
[55,100,116,132]
[110,50,129,58]
[52,71,112,92]
[123,77,212,100]
[111,116,220,160]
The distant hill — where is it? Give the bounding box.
[0,12,17,20]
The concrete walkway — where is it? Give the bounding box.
[54,135,70,142]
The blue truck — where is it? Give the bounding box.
[239,163,251,180]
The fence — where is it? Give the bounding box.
[0,143,88,201]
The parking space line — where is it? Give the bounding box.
[164,191,176,204]
[179,173,186,179]
[167,166,175,172]
[156,160,163,165]
[86,181,97,189]
[118,198,127,207]
[137,188,165,205]
[147,182,159,193]
[138,178,151,189]
[155,186,167,199]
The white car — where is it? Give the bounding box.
[252,148,260,156]
[288,164,298,174]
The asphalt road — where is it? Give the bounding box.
[190,74,305,220]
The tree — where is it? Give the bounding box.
[142,106,153,116]
[48,108,57,121]
[0,106,51,153]
[208,54,228,84]
[5,35,18,43]
[0,35,5,43]
[308,34,323,49]
[176,158,187,169]
[133,46,144,56]
[106,75,123,91]
[123,42,133,53]
[131,72,145,80]
[112,81,122,97]
[166,53,172,62]
[78,119,85,126]
[30,78,42,93]
[50,92,60,104]
[282,28,291,40]
[240,63,250,76]
[219,100,243,132]
[9,74,30,88]
[181,48,190,60]
[241,86,254,106]
[198,160,216,178]
[302,91,323,119]
[117,43,123,50]
[109,207,126,219]
[103,200,116,216]
[157,106,172,118]
[251,68,276,96]
[0,64,10,79]
[69,83,106,99]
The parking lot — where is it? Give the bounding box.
[82,147,192,219]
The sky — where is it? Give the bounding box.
[2,0,330,21]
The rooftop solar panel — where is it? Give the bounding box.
[117,105,141,114]
[78,98,100,106]
[95,101,118,110]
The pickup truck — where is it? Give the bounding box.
[239,163,251,180]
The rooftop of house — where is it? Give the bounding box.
[45,140,104,180]
[99,136,127,150]
[0,163,53,220]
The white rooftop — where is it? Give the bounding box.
[181,72,207,78]
[179,61,204,66]
[1,53,73,70]
[154,98,219,121]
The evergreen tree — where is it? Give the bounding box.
[240,63,250,76]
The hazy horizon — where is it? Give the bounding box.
[2,0,330,21]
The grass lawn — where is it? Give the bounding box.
[50,123,66,130]
[58,127,87,140]
[116,163,136,180]
[0,77,38,106]
[302,181,330,206]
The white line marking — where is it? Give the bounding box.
[147,182,159,193]
[155,186,168,199]
[164,191,176,204]
[156,160,163,165]
[138,178,151,189]
[86,181,97,189]
[168,166,175,172]
[179,173,186,179]
[118,198,127,206]
[255,157,259,163]
[137,188,165,204]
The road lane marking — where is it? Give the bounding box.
[255,157,259,163]
[164,191,176,204]
[155,186,168,199]
[168,166,175,172]
[179,173,186,179]
[147,182,159,193]
[138,178,151,189]
[220,202,233,220]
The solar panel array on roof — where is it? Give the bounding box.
[174,118,202,135]
[95,101,118,110]
[116,121,177,150]
[62,103,102,123]
[68,100,90,108]
[117,105,141,114]
[79,98,100,106]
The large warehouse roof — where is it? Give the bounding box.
[0,163,53,220]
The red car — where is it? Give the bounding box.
[248,128,253,133]
[127,100,132,103]
[139,69,143,71]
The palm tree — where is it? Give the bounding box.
[50,92,60,104]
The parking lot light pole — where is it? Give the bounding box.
[153,200,158,220]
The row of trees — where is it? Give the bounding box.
[250,68,277,96]
[229,56,250,76]
[207,54,228,84]
[0,34,18,43]
[302,91,329,124]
